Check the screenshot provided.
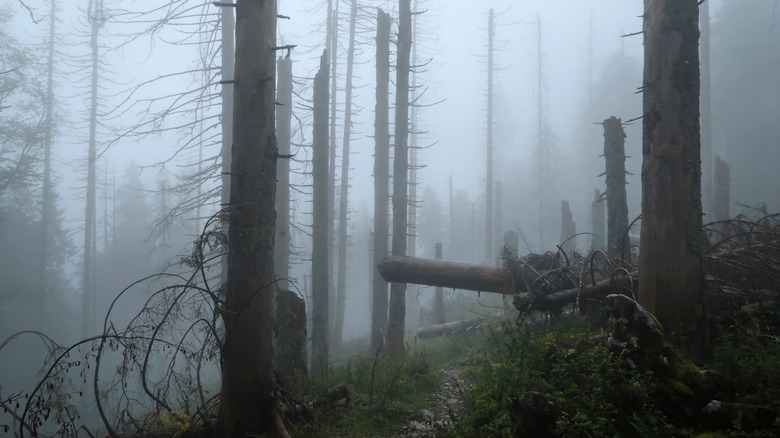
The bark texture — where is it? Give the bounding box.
[713,155,730,220]
[371,9,391,352]
[216,0,280,435]
[434,243,445,324]
[638,0,704,348]
[602,116,629,259]
[386,0,412,357]
[275,55,292,292]
[312,51,330,377]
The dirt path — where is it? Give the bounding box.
[393,367,469,437]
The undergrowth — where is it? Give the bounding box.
[454,312,780,438]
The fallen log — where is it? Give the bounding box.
[378,255,551,294]
[416,317,487,339]
[513,274,636,314]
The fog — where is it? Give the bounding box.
[1,0,779,434]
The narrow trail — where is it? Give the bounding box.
[393,367,469,437]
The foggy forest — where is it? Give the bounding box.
[1,0,780,436]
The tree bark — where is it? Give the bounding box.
[700,0,712,216]
[311,51,330,377]
[602,116,629,259]
[560,200,576,255]
[639,0,705,352]
[378,256,540,295]
[386,0,412,357]
[485,8,494,263]
[216,0,281,435]
[417,317,485,339]
[434,243,445,324]
[590,188,605,251]
[371,9,391,353]
[714,155,730,220]
[334,0,358,350]
[274,55,292,292]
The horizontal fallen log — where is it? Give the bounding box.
[513,274,636,313]
[378,256,548,294]
[416,317,487,339]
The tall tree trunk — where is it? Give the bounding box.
[495,180,502,253]
[485,8,494,263]
[602,116,629,259]
[83,0,103,338]
[216,0,284,435]
[560,200,576,255]
[386,0,412,357]
[638,0,704,353]
[371,9,391,353]
[700,1,712,217]
[590,188,605,251]
[275,55,292,292]
[40,0,56,301]
[220,4,234,284]
[713,155,730,220]
[327,0,339,333]
[406,0,420,335]
[334,0,357,350]
[311,51,330,377]
[434,242,445,324]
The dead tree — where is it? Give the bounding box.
[591,188,605,251]
[386,0,413,357]
[639,0,705,353]
[602,116,629,260]
[434,243,445,324]
[371,9,391,352]
[334,0,358,350]
[714,155,730,220]
[217,0,285,433]
[560,200,576,255]
[700,0,713,216]
[485,8,495,262]
[275,55,292,292]
[311,51,330,377]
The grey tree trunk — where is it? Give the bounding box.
[700,1,713,216]
[434,243,445,324]
[219,4,234,286]
[275,55,292,292]
[590,188,605,251]
[714,155,730,220]
[40,0,56,300]
[216,0,285,434]
[386,0,412,357]
[311,51,331,377]
[602,116,629,259]
[560,200,576,255]
[485,8,494,263]
[638,0,705,354]
[334,0,358,350]
[327,0,339,332]
[83,0,104,338]
[371,9,391,353]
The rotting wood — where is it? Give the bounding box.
[417,317,486,339]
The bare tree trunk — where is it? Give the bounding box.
[495,180,502,254]
[560,200,576,255]
[602,116,629,259]
[220,4,234,285]
[371,9,391,353]
[311,51,330,377]
[434,243,445,324]
[590,188,605,251]
[700,1,712,217]
[83,0,104,338]
[334,0,357,350]
[275,55,292,292]
[639,0,705,353]
[714,155,730,220]
[39,0,56,301]
[386,0,412,357]
[327,0,339,334]
[485,8,494,263]
[216,0,284,434]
